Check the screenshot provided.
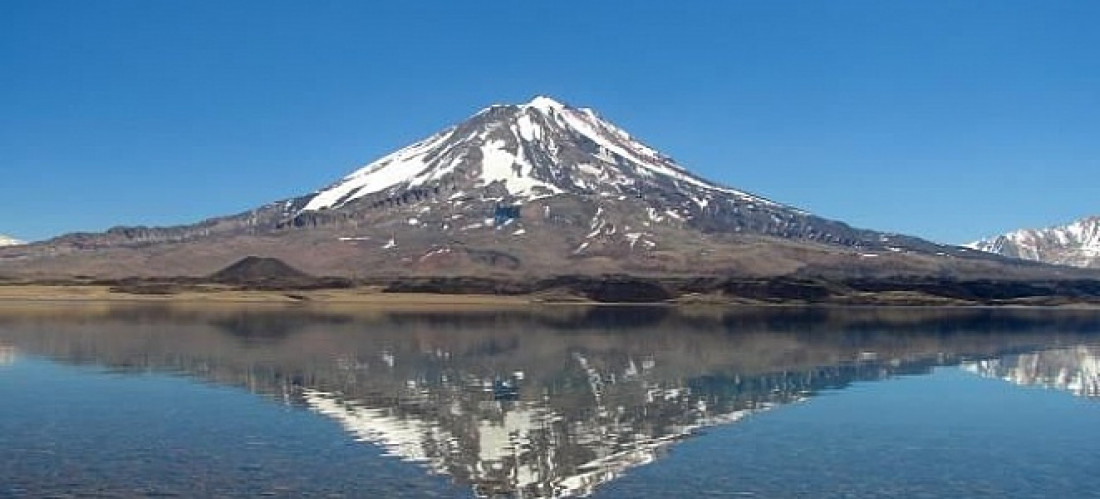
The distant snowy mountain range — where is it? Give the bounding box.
[0,234,24,247]
[967,216,1100,268]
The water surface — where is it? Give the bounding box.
[1,305,1098,497]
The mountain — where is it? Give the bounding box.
[0,96,1063,280]
[289,95,919,247]
[210,256,309,281]
[967,216,1100,268]
[300,96,794,224]
[0,234,24,247]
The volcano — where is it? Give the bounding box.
[0,96,1050,280]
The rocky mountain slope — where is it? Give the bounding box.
[967,216,1100,268]
[0,96,1066,280]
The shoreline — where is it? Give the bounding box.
[0,283,1098,309]
[0,285,538,309]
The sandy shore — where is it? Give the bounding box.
[0,284,541,309]
[1,283,1096,311]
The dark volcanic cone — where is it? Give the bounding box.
[210,256,311,284]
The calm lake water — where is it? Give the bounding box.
[1,305,1099,498]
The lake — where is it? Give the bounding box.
[1,305,1099,497]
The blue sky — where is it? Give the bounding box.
[2,1,1097,243]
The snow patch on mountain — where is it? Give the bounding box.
[479,139,562,198]
[303,130,458,211]
[967,216,1100,267]
[0,234,25,247]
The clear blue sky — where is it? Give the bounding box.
[2,1,1098,243]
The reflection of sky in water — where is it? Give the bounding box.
[600,368,1100,498]
[0,357,463,498]
[2,307,1100,497]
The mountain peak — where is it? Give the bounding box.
[968,215,1100,268]
[300,96,778,213]
[523,95,567,112]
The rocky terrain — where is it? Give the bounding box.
[0,96,1092,286]
[968,215,1100,268]
[42,254,1100,305]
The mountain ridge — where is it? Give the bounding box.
[967,215,1100,268]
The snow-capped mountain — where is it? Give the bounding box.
[302,96,778,213]
[0,234,25,247]
[290,96,845,239]
[281,95,954,257]
[0,96,1026,279]
[967,216,1100,268]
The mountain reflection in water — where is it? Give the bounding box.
[1,305,1099,497]
[963,345,1100,397]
